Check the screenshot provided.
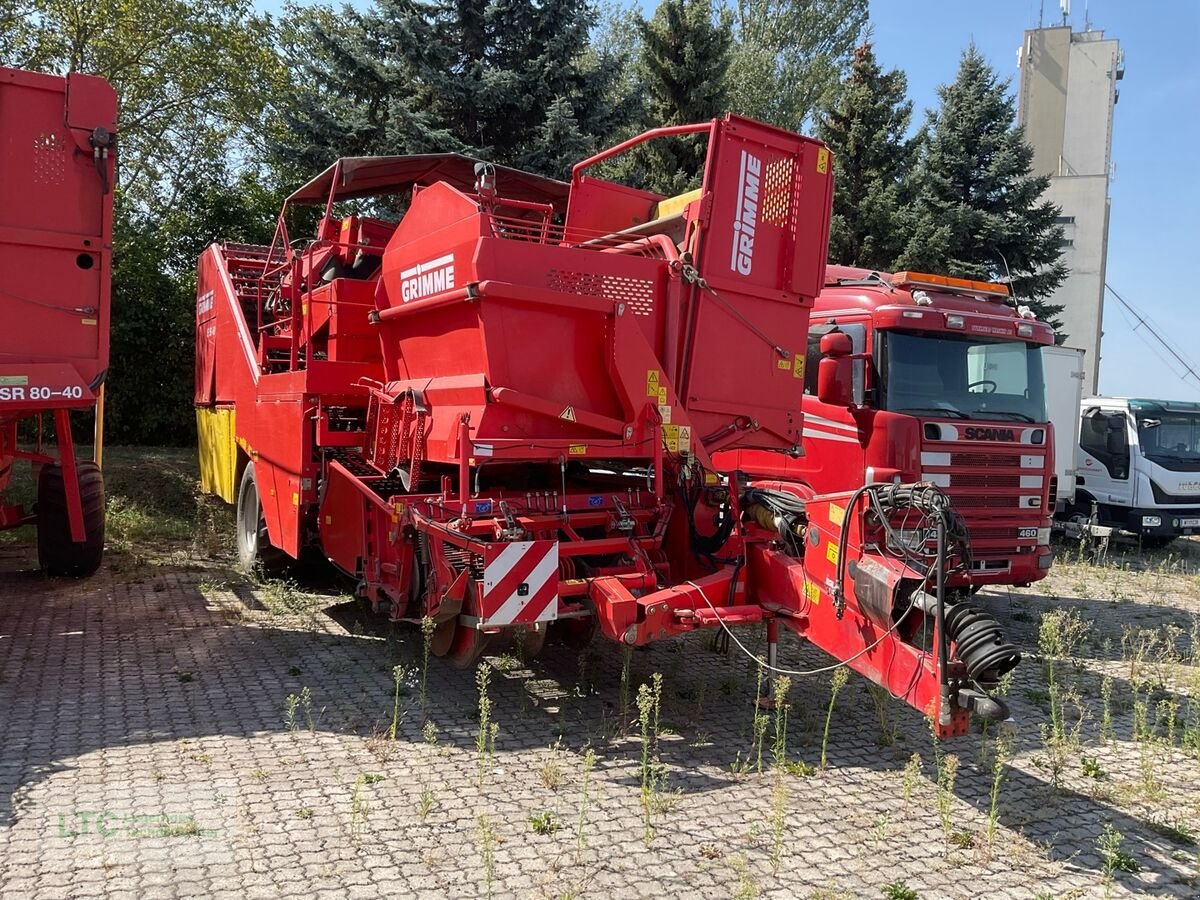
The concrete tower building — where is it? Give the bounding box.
[1016,18,1123,394]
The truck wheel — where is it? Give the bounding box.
[37,461,105,577]
[236,463,286,574]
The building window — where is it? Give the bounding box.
[1060,238,1074,247]
[1054,215,1076,225]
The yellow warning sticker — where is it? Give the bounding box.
[704,472,719,485]
[826,541,839,565]
[777,358,790,371]
[646,369,660,398]
[663,424,679,453]
[678,425,692,453]
[569,444,587,455]
[82,318,98,326]
[828,503,845,527]
[792,354,806,380]
[657,386,667,405]
[816,147,830,175]
[805,581,821,606]
[292,492,300,507]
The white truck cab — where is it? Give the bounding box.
[1070,397,1200,547]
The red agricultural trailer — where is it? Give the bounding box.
[0,67,117,575]
[195,115,1018,735]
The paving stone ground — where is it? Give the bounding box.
[2,529,1199,899]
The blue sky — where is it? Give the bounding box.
[255,0,1200,400]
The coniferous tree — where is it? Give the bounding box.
[273,0,635,180]
[895,45,1067,330]
[635,0,733,194]
[816,42,916,271]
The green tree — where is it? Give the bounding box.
[106,171,281,444]
[816,42,916,270]
[2,0,281,213]
[275,0,635,180]
[635,0,733,193]
[727,0,867,131]
[895,45,1067,330]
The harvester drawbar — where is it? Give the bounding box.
[0,67,117,575]
[195,115,1018,736]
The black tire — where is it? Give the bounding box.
[236,463,287,574]
[37,461,105,577]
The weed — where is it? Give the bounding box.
[985,725,1014,849]
[867,683,898,747]
[540,741,564,791]
[284,694,300,735]
[251,768,267,781]
[1156,696,1180,748]
[730,854,758,900]
[162,817,203,838]
[297,807,313,820]
[769,769,787,873]
[872,811,891,842]
[820,667,849,769]
[901,753,922,806]
[930,722,958,841]
[477,814,496,900]
[1100,675,1114,742]
[475,663,499,787]
[575,748,596,860]
[882,880,918,900]
[1098,822,1138,898]
[1149,817,1195,846]
[350,774,372,846]
[389,664,406,741]
[619,645,633,729]
[420,616,434,710]
[782,759,815,777]
[637,673,665,843]
[949,830,974,849]
[300,685,315,733]
[366,725,396,763]
[1081,756,1106,779]
[529,810,560,835]
[418,787,435,822]
[423,720,439,746]
[768,675,793,874]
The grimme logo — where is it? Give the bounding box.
[964,427,1017,442]
[401,254,455,302]
[730,150,763,276]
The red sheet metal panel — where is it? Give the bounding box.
[0,67,116,412]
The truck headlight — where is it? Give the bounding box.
[1141,515,1162,528]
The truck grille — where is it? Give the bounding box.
[950,451,1022,468]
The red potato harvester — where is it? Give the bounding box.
[194,115,1019,736]
[0,67,117,576]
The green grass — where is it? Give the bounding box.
[1,445,228,554]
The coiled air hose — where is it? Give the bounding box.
[944,603,1021,684]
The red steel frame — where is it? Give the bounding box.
[0,67,117,543]
[197,115,1017,736]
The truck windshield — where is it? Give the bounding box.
[881,332,1047,422]
[1136,410,1200,463]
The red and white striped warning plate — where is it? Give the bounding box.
[480,540,559,627]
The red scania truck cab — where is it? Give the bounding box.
[720,266,1057,589]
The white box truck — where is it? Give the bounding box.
[1064,397,1200,547]
[1043,346,1086,515]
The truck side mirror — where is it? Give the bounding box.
[820,332,852,358]
[817,357,853,407]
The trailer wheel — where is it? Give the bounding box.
[37,461,105,577]
[237,463,286,574]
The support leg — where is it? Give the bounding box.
[757,617,780,708]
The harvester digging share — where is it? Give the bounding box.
[195,115,1020,736]
[0,67,117,576]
